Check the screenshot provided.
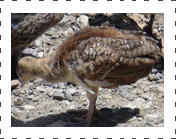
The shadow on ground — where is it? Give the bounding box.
[11,107,140,127]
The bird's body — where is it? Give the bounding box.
[17,26,163,126]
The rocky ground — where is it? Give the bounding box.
[11,13,164,127]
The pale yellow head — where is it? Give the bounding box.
[16,57,37,87]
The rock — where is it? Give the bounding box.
[65,93,73,101]
[155,86,164,94]
[37,51,43,58]
[11,79,20,89]
[102,94,112,99]
[140,93,150,100]
[22,105,35,110]
[157,73,164,79]
[51,35,58,39]
[151,68,158,74]
[45,87,54,97]
[57,82,65,89]
[60,15,72,23]
[27,95,35,100]
[79,15,89,26]
[35,37,42,46]
[71,25,80,31]
[14,98,24,106]
[143,87,150,92]
[146,114,158,126]
[148,74,154,81]
[153,73,160,81]
[157,79,164,83]
[12,89,21,96]
[34,78,43,84]
[32,96,40,102]
[115,86,123,92]
[66,27,74,36]
[53,89,65,100]
[65,88,78,95]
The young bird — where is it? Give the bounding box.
[16,26,163,126]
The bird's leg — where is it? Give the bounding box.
[63,86,99,126]
[73,86,99,126]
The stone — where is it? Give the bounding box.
[148,74,154,81]
[155,86,164,94]
[37,52,44,58]
[79,15,89,26]
[65,93,73,101]
[58,82,65,89]
[65,88,78,95]
[46,88,55,97]
[102,94,112,99]
[153,73,160,81]
[12,89,21,96]
[35,37,42,46]
[22,105,35,110]
[11,80,20,89]
[53,89,65,100]
[14,98,23,106]
[34,78,43,84]
[151,68,158,74]
[140,93,150,100]
[27,95,35,100]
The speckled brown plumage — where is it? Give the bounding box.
[11,13,64,56]
[17,26,163,126]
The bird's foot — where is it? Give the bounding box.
[62,115,96,127]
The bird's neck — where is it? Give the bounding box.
[32,57,65,83]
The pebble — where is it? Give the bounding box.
[12,89,21,96]
[11,80,20,89]
[148,74,154,81]
[46,89,55,97]
[37,51,44,58]
[22,105,35,110]
[155,86,164,94]
[35,37,42,46]
[53,89,65,100]
[67,27,74,35]
[34,78,43,84]
[143,87,150,92]
[14,98,23,106]
[65,93,72,101]
[115,86,123,92]
[27,95,35,100]
[102,94,112,99]
[65,88,78,95]
[146,114,158,125]
[151,68,158,74]
[58,82,66,89]
[140,93,150,100]
[153,73,160,81]
[79,15,89,26]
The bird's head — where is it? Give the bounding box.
[16,57,37,87]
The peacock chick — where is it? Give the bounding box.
[16,26,163,126]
